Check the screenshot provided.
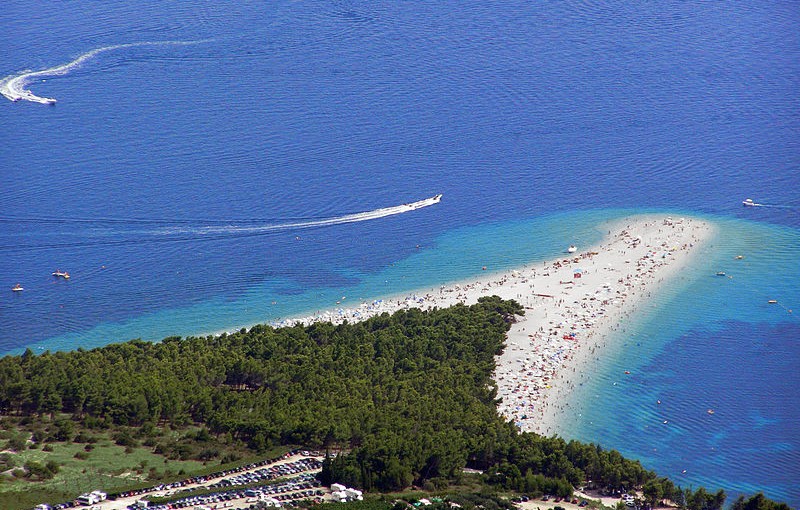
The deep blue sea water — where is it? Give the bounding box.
[2,1,798,505]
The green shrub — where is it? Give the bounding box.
[0,453,16,470]
[7,434,27,452]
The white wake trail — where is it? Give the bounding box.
[0,195,443,253]
[155,194,443,236]
[1,40,210,104]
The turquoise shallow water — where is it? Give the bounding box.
[15,209,617,352]
[10,210,799,503]
[561,217,800,503]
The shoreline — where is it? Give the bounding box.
[269,214,717,435]
[498,215,716,435]
[8,213,715,438]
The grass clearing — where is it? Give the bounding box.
[0,422,294,510]
[4,438,206,491]
[0,436,207,510]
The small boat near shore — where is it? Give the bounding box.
[567,245,577,253]
[742,198,761,207]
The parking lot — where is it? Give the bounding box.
[45,450,327,510]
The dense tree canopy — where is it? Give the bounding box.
[0,296,789,509]
[1,296,519,481]
[730,493,793,510]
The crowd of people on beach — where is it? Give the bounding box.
[494,217,708,435]
[267,217,711,436]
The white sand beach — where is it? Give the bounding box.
[273,215,716,435]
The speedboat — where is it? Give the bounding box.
[567,245,577,253]
[52,270,70,279]
[742,198,755,206]
[405,194,442,210]
[12,283,23,292]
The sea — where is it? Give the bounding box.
[1,1,798,505]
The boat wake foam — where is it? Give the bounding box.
[0,195,442,252]
[153,194,443,236]
[758,203,798,210]
[0,40,210,104]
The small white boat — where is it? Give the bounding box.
[742,198,757,206]
[52,270,70,279]
[404,194,442,211]
[567,245,577,253]
[12,283,23,292]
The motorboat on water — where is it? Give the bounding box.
[742,198,756,206]
[403,194,443,211]
[12,283,23,292]
[52,270,70,279]
[567,245,577,253]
